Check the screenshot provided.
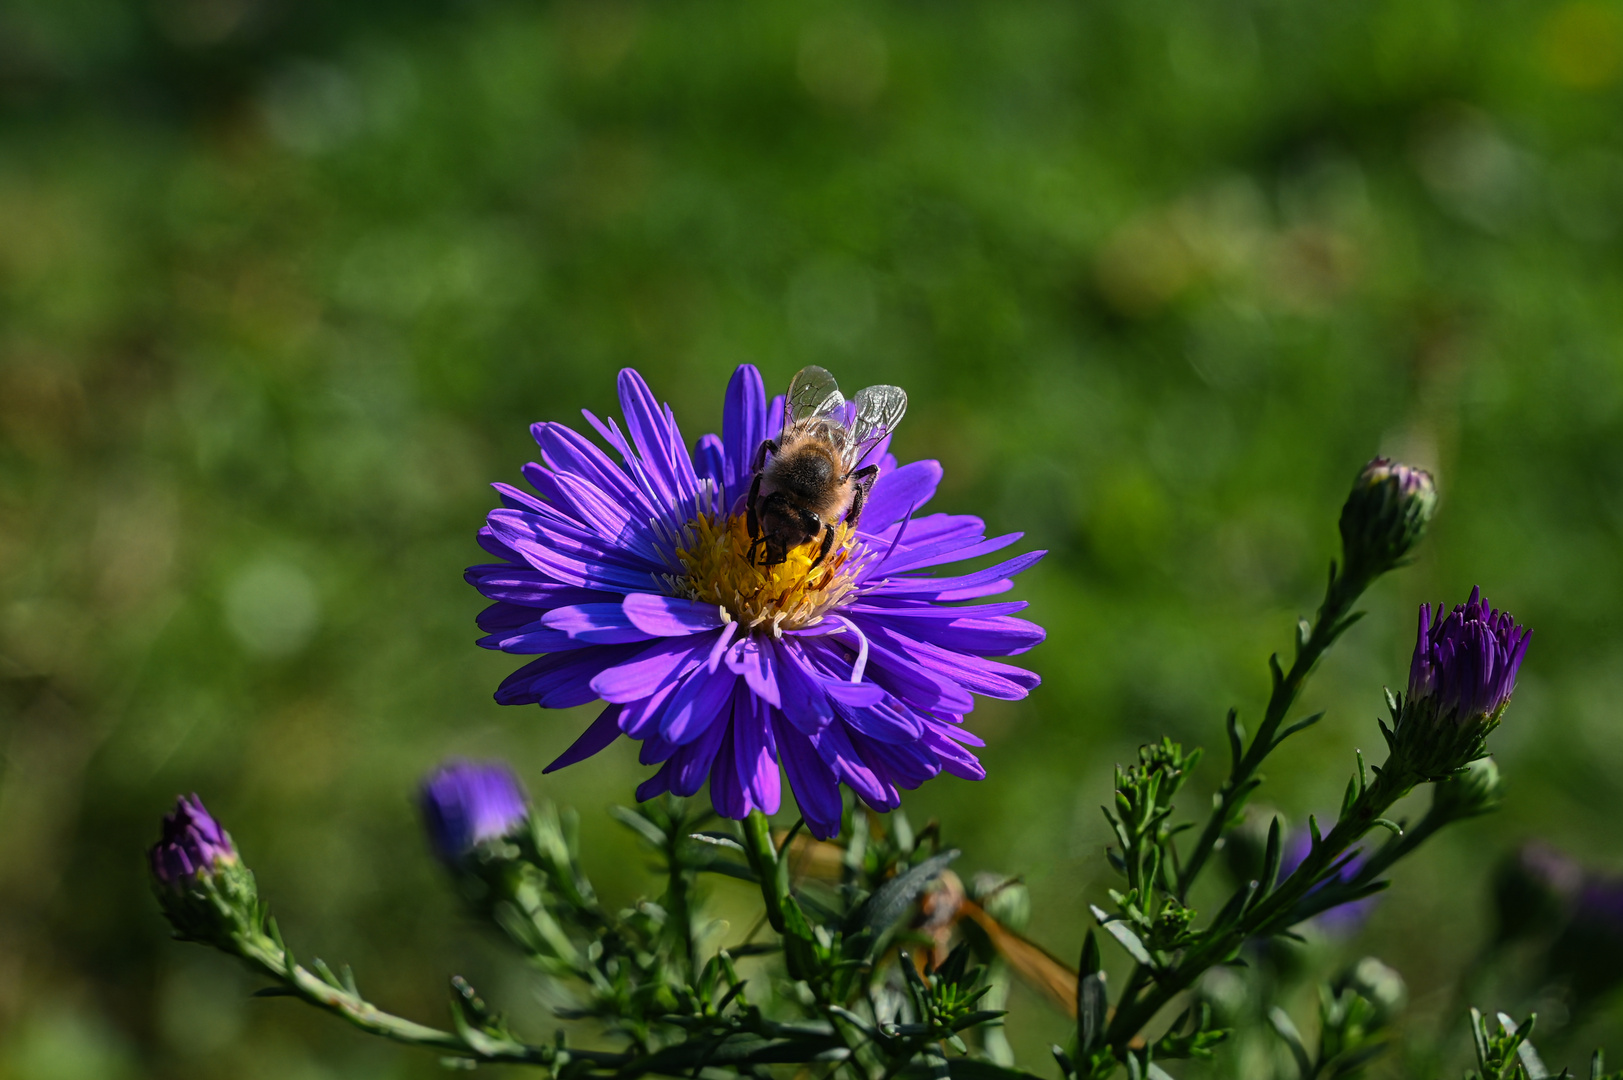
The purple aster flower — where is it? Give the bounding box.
[150,794,238,892]
[1280,826,1377,936]
[1408,586,1530,722]
[1385,587,1531,780]
[467,366,1045,839]
[420,760,530,861]
[1338,457,1436,581]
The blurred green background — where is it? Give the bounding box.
[3,0,1622,1076]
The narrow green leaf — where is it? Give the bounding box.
[1268,1006,1313,1078]
[1090,905,1152,966]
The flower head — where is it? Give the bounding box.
[150,794,238,892]
[1338,457,1436,580]
[468,366,1045,838]
[1408,587,1530,722]
[149,795,257,947]
[1385,588,1530,780]
[420,760,530,861]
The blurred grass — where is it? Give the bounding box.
[4,0,1623,1076]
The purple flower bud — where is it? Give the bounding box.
[419,760,529,861]
[1386,588,1531,779]
[1408,587,1531,723]
[1339,457,1437,579]
[1280,827,1378,936]
[149,794,238,892]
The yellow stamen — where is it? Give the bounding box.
[672,513,863,635]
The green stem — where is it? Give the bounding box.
[236,931,563,1066]
[1175,565,1369,902]
[741,810,789,934]
[666,827,695,979]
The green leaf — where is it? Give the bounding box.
[608,805,667,848]
[1268,1006,1313,1079]
[1090,905,1152,966]
[848,850,960,939]
[1078,930,1107,1056]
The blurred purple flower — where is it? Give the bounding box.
[1409,586,1531,724]
[150,794,237,891]
[420,760,530,860]
[1280,826,1377,935]
[468,366,1045,838]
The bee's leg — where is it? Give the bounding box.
[746,471,764,543]
[750,438,778,474]
[810,523,837,570]
[842,464,881,530]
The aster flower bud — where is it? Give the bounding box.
[1430,757,1505,821]
[149,794,258,947]
[1338,458,1436,582]
[1333,956,1407,1028]
[419,760,530,863]
[1383,587,1531,781]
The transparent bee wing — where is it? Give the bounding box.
[784,366,846,434]
[845,384,908,469]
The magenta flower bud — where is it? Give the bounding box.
[150,794,238,891]
[1385,588,1531,780]
[419,760,530,862]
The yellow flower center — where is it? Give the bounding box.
[671,513,864,635]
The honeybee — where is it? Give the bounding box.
[747,366,908,568]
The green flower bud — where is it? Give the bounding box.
[1334,956,1407,1028]
[1431,757,1505,821]
[1338,458,1436,582]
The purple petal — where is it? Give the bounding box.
[722,365,769,501]
[636,763,673,802]
[617,368,689,508]
[868,550,1047,601]
[859,460,943,531]
[709,723,752,819]
[725,637,782,708]
[835,697,923,744]
[770,641,836,734]
[878,531,1024,576]
[810,721,898,810]
[623,593,727,636]
[590,634,717,703]
[666,700,731,796]
[735,692,780,814]
[694,433,727,492]
[659,665,739,745]
[772,714,842,839]
[542,604,657,644]
[545,704,625,772]
[487,510,661,593]
[496,644,644,707]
